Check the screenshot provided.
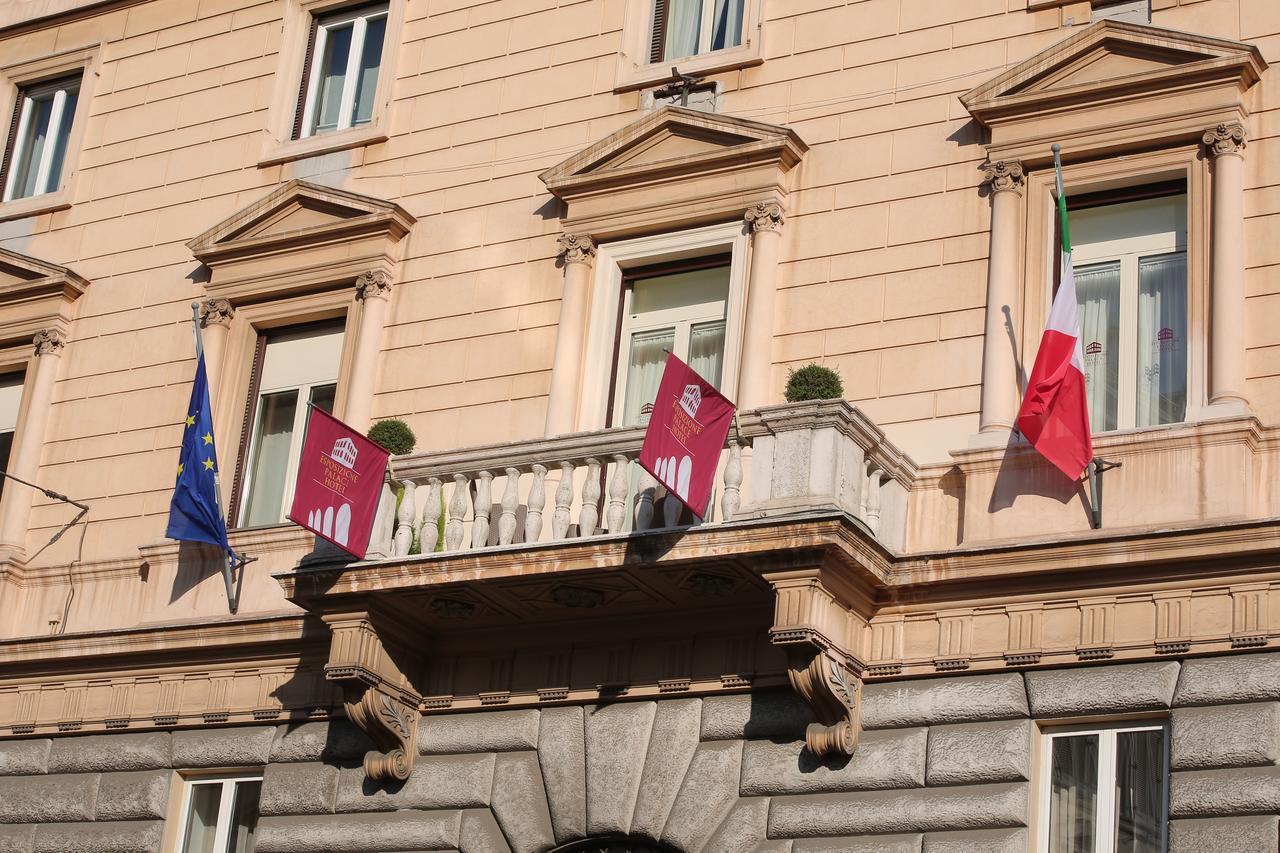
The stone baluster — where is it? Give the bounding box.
[393,480,416,557]
[721,440,742,522]
[663,486,682,528]
[579,458,602,537]
[420,477,442,554]
[552,462,575,539]
[445,474,468,550]
[606,454,629,533]
[498,468,520,545]
[865,464,883,535]
[471,470,494,548]
[526,464,547,543]
[635,468,657,532]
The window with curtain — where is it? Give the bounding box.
[176,775,262,853]
[0,371,23,499]
[236,322,344,528]
[1041,723,1166,853]
[295,2,388,139]
[1,74,81,202]
[1070,193,1187,434]
[650,0,745,63]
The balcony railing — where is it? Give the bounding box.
[365,400,916,560]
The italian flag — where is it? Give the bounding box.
[1016,186,1093,480]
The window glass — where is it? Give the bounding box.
[3,76,80,202]
[178,777,261,853]
[1050,734,1099,853]
[1136,253,1187,428]
[1077,261,1121,433]
[300,3,389,138]
[655,0,744,61]
[0,371,26,499]
[1114,730,1164,853]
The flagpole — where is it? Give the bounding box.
[189,302,242,613]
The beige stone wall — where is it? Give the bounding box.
[0,0,1276,633]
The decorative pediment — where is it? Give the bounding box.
[540,106,807,237]
[961,20,1266,162]
[0,248,88,346]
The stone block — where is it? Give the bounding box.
[1175,652,1280,707]
[701,796,772,853]
[0,773,98,822]
[1172,702,1280,770]
[926,720,1031,786]
[1171,766,1280,817]
[459,809,510,853]
[794,835,921,853]
[96,769,170,820]
[0,740,49,776]
[420,709,539,754]
[32,820,163,853]
[699,691,813,741]
[490,751,554,853]
[270,721,374,764]
[48,732,170,773]
[862,674,1028,729]
[631,698,701,839]
[171,726,275,767]
[261,762,339,816]
[254,811,462,852]
[768,782,1028,836]
[335,753,494,812]
[537,705,585,844]
[923,828,1027,852]
[1170,815,1279,853]
[660,740,744,853]
[741,727,926,795]
[1026,662,1180,717]
[585,701,656,835]
[0,825,33,853]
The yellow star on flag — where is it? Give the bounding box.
[185,414,196,427]
[202,432,213,445]
[203,458,215,471]
[177,462,184,476]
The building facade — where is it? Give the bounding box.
[0,0,1278,850]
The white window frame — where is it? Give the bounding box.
[3,75,80,202]
[579,221,749,432]
[656,0,742,63]
[1071,194,1187,432]
[297,2,389,139]
[174,773,263,853]
[1036,721,1169,853]
[615,0,762,91]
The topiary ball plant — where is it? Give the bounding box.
[367,418,417,456]
[784,363,844,403]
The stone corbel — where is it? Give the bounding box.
[322,609,422,781]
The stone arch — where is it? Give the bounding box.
[547,838,681,852]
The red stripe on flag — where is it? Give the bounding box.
[1017,328,1092,480]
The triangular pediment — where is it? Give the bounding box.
[0,247,88,300]
[540,106,807,196]
[187,179,415,262]
[962,19,1266,122]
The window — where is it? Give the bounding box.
[0,371,23,497]
[650,0,745,63]
[1039,723,1167,853]
[295,3,388,139]
[176,775,262,853]
[1092,0,1150,24]
[1071,191,1187,433]
[1,74,80,202]
[613,257,730,426]
[236,322,343,527]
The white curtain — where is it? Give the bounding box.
[1076,262,1121,433]
[622,328,674,426]
[689,320,726,389]
[1136,253,1187,428]
[1113,730,1164,853]
[710,0,745,50]
[664,0,701,59]
[1050,735,1099,853]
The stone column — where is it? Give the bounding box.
[197,298,235,410]
[977,160,1026,437]
[544,234,595,437]
[346,270,392,433]
[0,329,65,552]
[1203,123,1249,414]
[738,201,784,411]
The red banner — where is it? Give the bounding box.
[288,407,390,559]
[638,353,736,518]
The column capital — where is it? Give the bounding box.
[198,298,235,329]
[355,269,393,301]
[744,200,784,233]
[982,160,1026,195]
[556,233,596,266]
[1202,122,1246,157]
[33,328,66,357]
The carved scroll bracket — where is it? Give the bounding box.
[764,568,869,758]
[321,609,423,781]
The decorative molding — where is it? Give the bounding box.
[32,328,66,356]
[744,201,784,233]
[198,298,236,328]
[783,642,861,757]
[1202,122,1246,157]
[355,269,393,301]
[982,160,1025,194]
[556,234,596,266]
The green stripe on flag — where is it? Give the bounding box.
[1057,189,1072,255]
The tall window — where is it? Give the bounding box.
[650,0,745,63]
[1071,191,1187,433]
[0,371,22,497]
[295,3,388,139]
[1,75,80,202]
[236,322,343,527]
[176,775,262,853]
[612,257,730,426]
[1040,723,1167,853]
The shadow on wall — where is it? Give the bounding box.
[988,431,1090,516]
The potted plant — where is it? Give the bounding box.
[784,363,844,403]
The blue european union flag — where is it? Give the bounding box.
[166,354,234,558]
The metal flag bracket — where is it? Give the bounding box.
[1086,457,1122,530]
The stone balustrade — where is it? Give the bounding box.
[366,400,916,560]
